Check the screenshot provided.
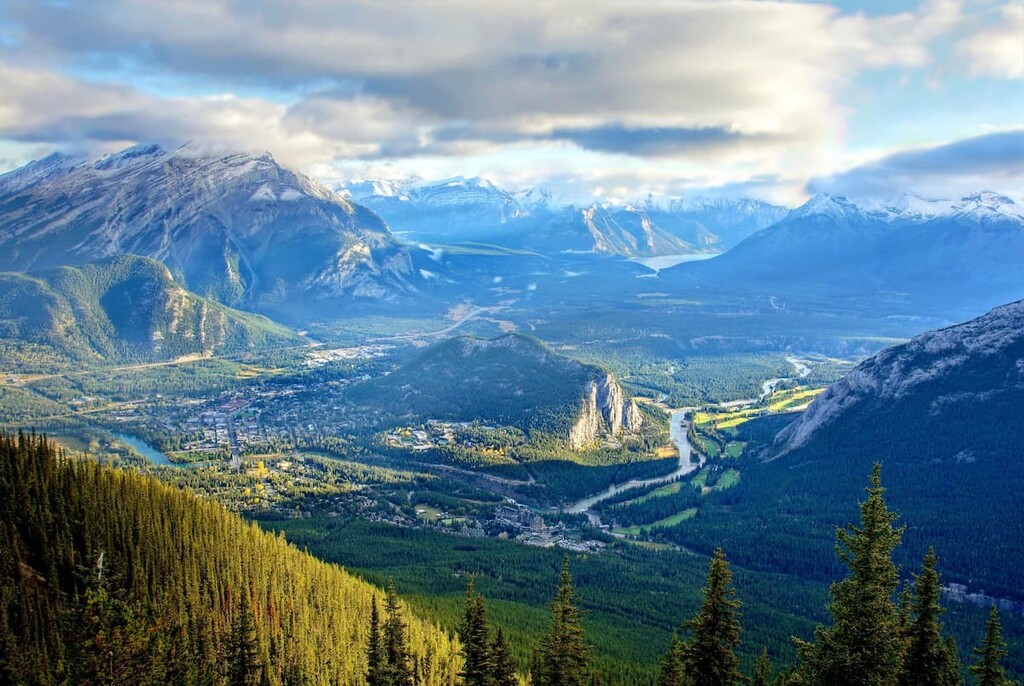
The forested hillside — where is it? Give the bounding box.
[0,432,460,685]
[0,255,298,372]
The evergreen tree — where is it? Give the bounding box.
[459,578,493,686]
[656,634,687,686]
[383,579,415,686]
[490,628,519,686]
[969,607,1012,686]
[227,593,259,686]
[752,648,773,686]
[367,596,387,686]
[533,557,591,686]
[682,548,742,686]
[796,465,906,686]
[899,548,960,686]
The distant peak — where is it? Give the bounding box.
[791,193,863,220]
[959,190,1015,207]
[93,144,167,171]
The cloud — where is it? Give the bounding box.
[0,0,1004,200]
[957,3,1024,79]
[808,130,1024,199]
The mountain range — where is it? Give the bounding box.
[668,191,1024,314]
[2,145,1022,325]
[344,177,787,257]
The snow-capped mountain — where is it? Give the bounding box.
[0,145,428,315]
[668,191,1024,313]
[343,177,787,257]
[345,176,530,243]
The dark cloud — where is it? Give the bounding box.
[809,130,1024,198]
[548,125,756,156]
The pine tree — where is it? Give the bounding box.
[459,578,493,686]
[383,579,415,686]
[533,557,591,686]
[367,596,387,686]
[227,593,259,686]
[899,548,960,686]
[682,548,742,686]
[752,648,773,686]
[490,627,519,686]
[656,634,687,686]
[796,464,907,686]
[969,607,1012,686]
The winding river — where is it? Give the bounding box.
[564,407,701,516]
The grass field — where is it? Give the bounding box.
[613,507,699,536]
[709,468,740,492]
[767,388,825,412]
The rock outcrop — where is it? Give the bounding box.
[568,373,645,449]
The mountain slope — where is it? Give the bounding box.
[655,301,1024,608]
[0,254,298,370]
[669,192,1024,313]
[0,145,428,313]
[0,432,460,685]
[351,334,644,447]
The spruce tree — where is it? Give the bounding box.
[490,628,519,686]
[533,557,591,686]
[752,648,773,686]
[459,578,493,686]
[899,548,960,686]
[682,548,742,686]
[383,579,415,686]
[969,607,1011,686]
[796,464,906,686]
[367,596,387,686]
[227,593,259,686]
[656,634,686,686]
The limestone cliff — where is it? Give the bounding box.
[568,373,645,449]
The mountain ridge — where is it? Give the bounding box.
[0,145,429,315]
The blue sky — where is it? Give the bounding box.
[0,0,1020,204]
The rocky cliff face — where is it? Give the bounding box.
[770,298,1024,457]
[568,373,645,449]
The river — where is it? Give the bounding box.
[564,407,701,516]
[113,432,192,468]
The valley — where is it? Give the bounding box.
[1,144,1021,684]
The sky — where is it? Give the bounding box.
[0,0,1020,205]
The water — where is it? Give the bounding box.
[113,433,186,468]
[629,253,717,274]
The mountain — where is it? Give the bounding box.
[673,301,1024,597]
[636,196,789,249]
[351,334,644,447]
[669,192,1024,313]
[0,254,298,370]
[771,298,1024,459]
[345,178,785,257]
[0,145,430,315]
[0,432,460,684]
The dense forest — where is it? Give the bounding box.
[1,432,1019,684]
[0,432,460,685]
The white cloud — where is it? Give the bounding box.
[957,3,1024,79]
[0,0,996,199]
